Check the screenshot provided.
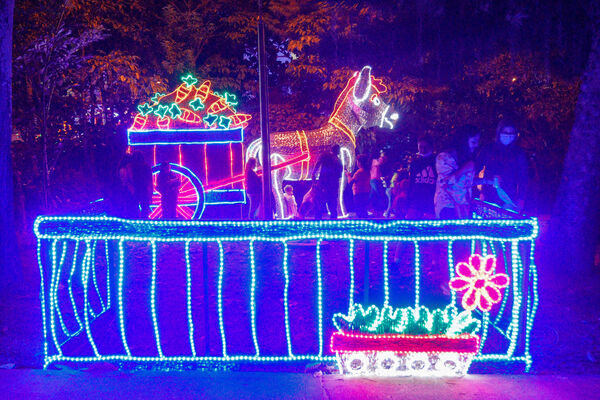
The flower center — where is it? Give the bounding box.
[474,279,486,289]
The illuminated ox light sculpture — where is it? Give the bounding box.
[247,66,399,218]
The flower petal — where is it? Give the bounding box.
[449,277,471,291]
[469,254,482,272]
[478,290,493,312]
[461,287,479,311]
[490,273,510,288]
[483,255,496,276]
[456,262,475,279]
[483,284,502,303]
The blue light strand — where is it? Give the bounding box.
[493,242,510,326]
[217,240,227,357]
[68,240,83,332]
[150,241,164,357]
[447,241,456,305]
[117,240,131,356]
[383,240,389,307]
[34,215,540,243]
[43,354,336,368]
[507,240,521,357]
[282,241,293,357]
[316,239,323,357]
[82,245,96,319]
[348,239,355,313]
[82,240,100,356]
[37,239,49,361]
[53,241,70,337]
[104,240,111,309]
[90,241,106,313]
[413,240,420,308]
[524,240,539,372]
[249,240,260,356]
[184,241,196,356]
[49,240,63,355]
[477,312,490,356]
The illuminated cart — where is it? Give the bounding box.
[128,75,252,219]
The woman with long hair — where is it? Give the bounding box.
[245,158,262,219]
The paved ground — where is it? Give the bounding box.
[1,370,599,399]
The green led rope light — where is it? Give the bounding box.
[82,240,100,357]
[316,239,324,357]
[217,240,227,357]
[185,241,196,356]
[348,240,355,313]
[104,241,111,310]
[68,241,83,333]
[249,241,260,356]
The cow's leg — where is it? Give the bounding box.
[338,147,354,217]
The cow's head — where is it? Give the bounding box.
[350,66,398,130]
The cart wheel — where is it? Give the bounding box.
[149,163,205,220]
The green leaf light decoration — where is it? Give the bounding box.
[167,103,182,120]
[189,98,205,111]
[153,104,169,119]
[137,103,153,116]
[333,304,481,336]
[181,74,198,87]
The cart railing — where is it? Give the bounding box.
[34,216,538,370]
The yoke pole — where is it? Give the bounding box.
[258,0,272,220]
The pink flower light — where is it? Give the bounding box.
[449,254,510,312]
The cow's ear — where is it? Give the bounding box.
[353,66,372,103]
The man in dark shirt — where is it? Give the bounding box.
[312,144,343,219]
[406,135,437,219]
[478,118,529,212]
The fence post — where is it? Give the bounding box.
[203,241,210,355]
[364,241,370,305]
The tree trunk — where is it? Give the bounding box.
[0,0,19,289]
[550,21,600,271]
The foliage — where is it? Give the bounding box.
[9,0,594,216]
[333,304,481,336]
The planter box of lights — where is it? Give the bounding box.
[330,254,510,377]
[330,304,481,376]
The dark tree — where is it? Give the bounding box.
[0,0,18,289]
[550,11,600,271]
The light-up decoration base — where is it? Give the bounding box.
[332,333,480,377]
[335,350,476,377]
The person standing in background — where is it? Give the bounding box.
[406,135,437,219]
[282,184,299,219]
[312,145,343,219]
[347,154,371,218]
[157,162,180,219]
[245,157,262,219]
[478,118,529,212]
[131,151,153,218]
[434,125,481,219]
[369,149,388,217]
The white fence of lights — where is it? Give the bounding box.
[34,216,538,371]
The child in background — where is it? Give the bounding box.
[283,184,299,219]
[347,154,371,218]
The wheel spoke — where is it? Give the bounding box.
[177,205,194,220]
